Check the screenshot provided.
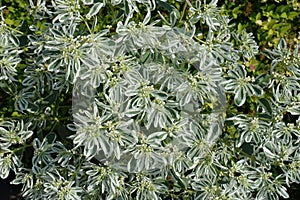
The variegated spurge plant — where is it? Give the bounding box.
[0,0,299,199]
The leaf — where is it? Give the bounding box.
[179,91,192,107]
[170,9,180,25]
[111,0,122,5]
[82,0,94,5]
[147,131,168,144]
[258,98,273,115]
[209,0,218,5]
[143,7,151,25]
[48,59,61,71]
[255,73,271,87]
[271,59,280,72]
[22,77,35,86]
[99,135,112,157]
[277,185,289,199]
[234,87,246,107]
[9,34,20,46]
[223,79,236,91]
[169,169,188,190]
[280,24,291,35]
[0,155,11,179]
[125,108,141,117]
[86,2,104,19]
[85,140,97,159]
[206,122,221,142]
[50,28,64,37]
[127,157,137,172]
[278,38,287,50]
[151,90,168,100]
[57,13,69,23]
[157,0,173,12]
[45,132,57,144]
[125,89,138,97]
[80,54,98,67]
[251,84,263,96]
[244,132,252,143]
[145,108,155,129]
[287,105,300,115]
[189,14,201,24]
[263,143,276,159]
[16,97,29,111]
[236,64,247,78]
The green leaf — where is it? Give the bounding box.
[238,23,243,32]
[280,12,287,19]
[288,11,299,20]
[279,24,291,35]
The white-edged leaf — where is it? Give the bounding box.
[251,84,263,96]
[57,13,69,23]
[86,2,104,19]
[82,0,93,5]
[48,59,61,71]
[125,108,141,117]
[278,38,287,50]
[147,131,168,143]
[9,34,19,46]
[234,87,246,107]
[277,185,289,199]
[263,144,276,159]
[143,7,151,25]
[151,90,168,100]
[258,98,273,115]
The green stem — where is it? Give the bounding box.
[238,148,257,162]
[5,25,24,35]
[71,153,85,181]
[80,16,92,34]
[12,143,33,153]
[194,36,206,44]
[1,115,72,122]
[179,2,187,23]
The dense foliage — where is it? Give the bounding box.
[0,0,299,199]
[220,0,300,48]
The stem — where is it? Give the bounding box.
[194,36,206,44]
[71,153,85,181]
[12,143,33,153]
[1,115,71,121]
[5,25,24,35]
[80,16,92,34]
[238,147,257,162]
[179,2,187,23]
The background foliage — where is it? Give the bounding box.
[0,0,299,199]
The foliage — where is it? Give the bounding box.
[0,0,299,200]
[219,0,300,48]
